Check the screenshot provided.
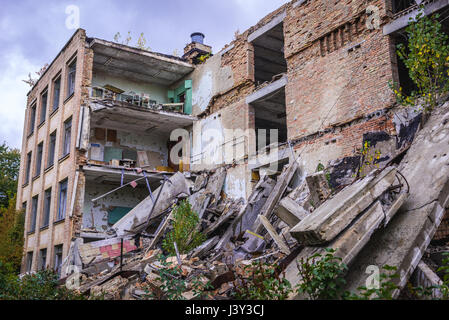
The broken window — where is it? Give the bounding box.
[47,131,56,168]
[39,248,47,271]
[29,103,36,136]
[67,58,76,98]
[54,245,63,277]
[42,188,51,228]
[63,117,72,157]
[25,151,32,185]
[52,76,61,111]
[252,22,287,85]
[30,195,38,233]
[57,179,68,221]
[39,90,47,125]
[35,142,43,177]
[26,251,33,273]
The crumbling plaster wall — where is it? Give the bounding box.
[82,182,148,232]
[89,128,169,168]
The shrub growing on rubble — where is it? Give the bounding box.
[162,200,206,256]
[231,261,293,300]
[391,11,449,111]
[296,248,348,300]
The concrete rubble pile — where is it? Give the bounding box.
[61,103,449,300]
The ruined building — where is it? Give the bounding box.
[16,0,449,281]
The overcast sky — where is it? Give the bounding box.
[0,0,289,149]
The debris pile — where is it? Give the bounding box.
[61,102,449,300]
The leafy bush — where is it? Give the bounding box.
[296,248,348,300]
[0,264,86,300]
[162,200,206,256]
[392,11,449,110]
[232,261,292,300]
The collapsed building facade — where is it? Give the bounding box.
[15,0,449,298]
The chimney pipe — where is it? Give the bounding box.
[190,32,205,44]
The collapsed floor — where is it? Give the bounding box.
[59,101,449,300]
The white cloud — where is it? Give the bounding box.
[0,49,40,149]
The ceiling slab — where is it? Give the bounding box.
[90,38,195,86]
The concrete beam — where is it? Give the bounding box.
[248,11,287,43]
[343,102,449,297]
[246,75,288,105]
[290,167,397,245]
[383,0,449,35]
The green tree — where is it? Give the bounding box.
[0,142,20,209]
[0,195,25,273]
[392,12,449,110]
[162,200,206,256]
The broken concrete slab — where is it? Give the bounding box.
[275,197,309,228]
[253,161,299,234]
[284,201,385,299]
[205,167,227,201]
[113,172,191,236]
[258,215,291,254]
[343,103,449,297]
[305,171,332,208]
[190,236,220,259]
[290,166,397,245]
[215,176,275,250]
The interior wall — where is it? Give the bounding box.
[89,127,169,169]
[92,70,169,105]
[82,182,148,232]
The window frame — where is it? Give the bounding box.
[52,74,61,112]
[26,251,33,273]
[24,152,32,185]
[29,103,37,136]
[57,179,68,221]
[39,248,47,271]
[62,117,72,157]
[35,142,43,177]
[47,131,57,168]
[54,245,63,277]
[67,58,77,99]
[42,188,52,228]
[30,195,38,233]
[39,89,48,125]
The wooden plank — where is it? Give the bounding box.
[258,215,291,254]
